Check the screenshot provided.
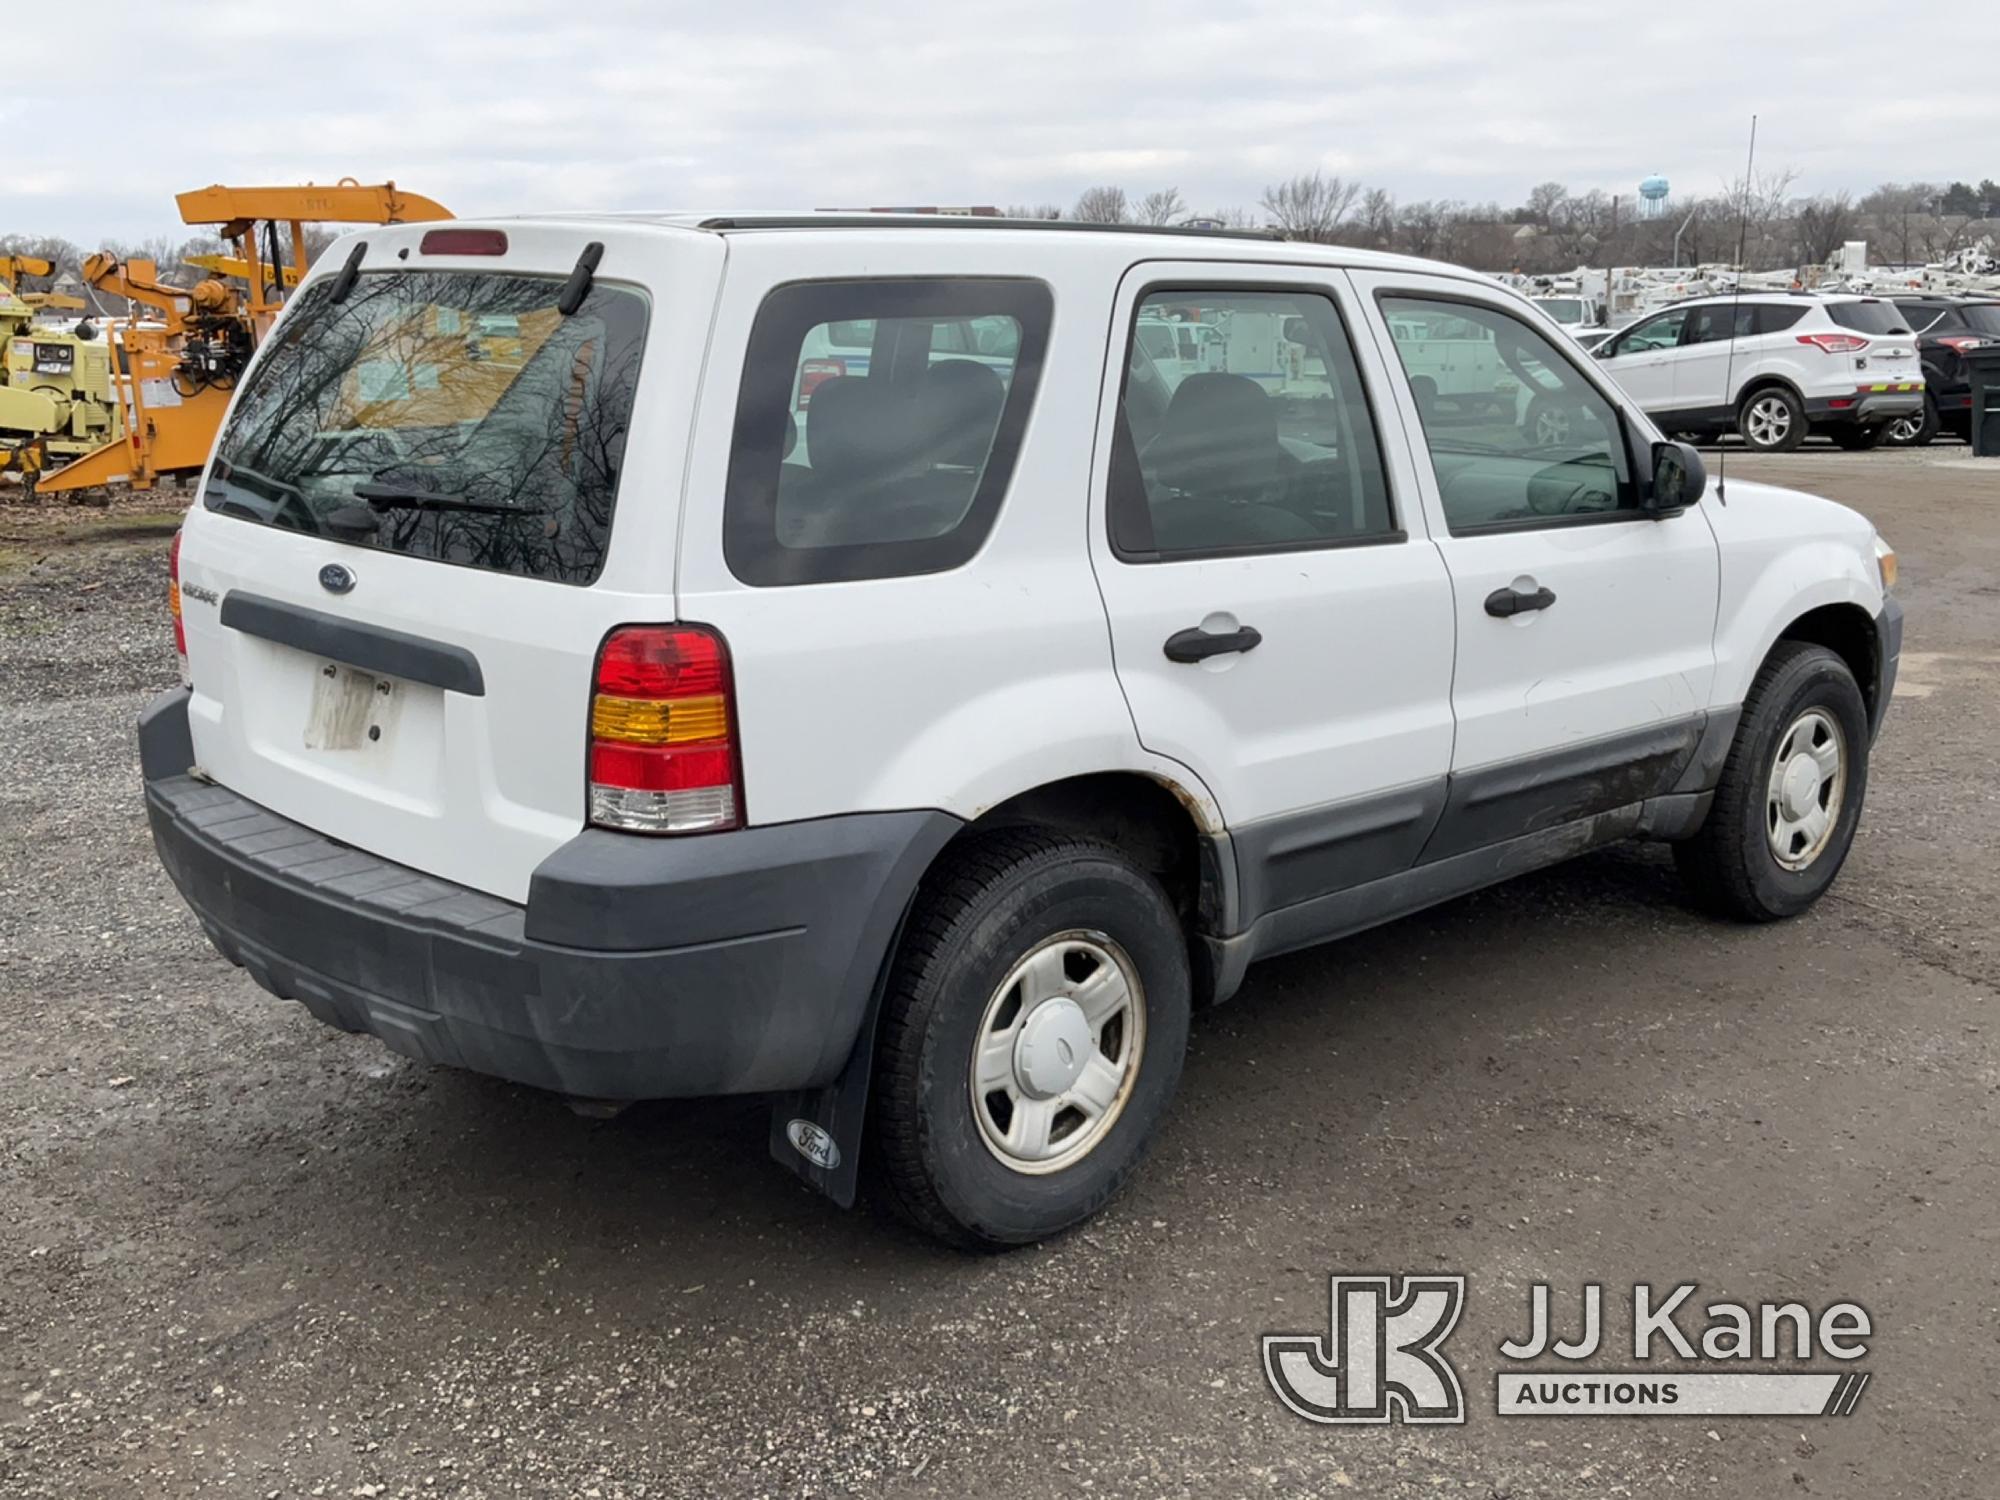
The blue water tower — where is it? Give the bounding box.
[1639,174,1671,220]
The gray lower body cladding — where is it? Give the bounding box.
[1201,710,1739,1002]
[140,688,960,1101]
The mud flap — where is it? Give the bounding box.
[767,914,905,1207]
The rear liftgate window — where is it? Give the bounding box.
[207,270,649,585]
[723,278,1053,586]
[1825,301,1913,336]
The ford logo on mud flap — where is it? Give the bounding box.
[319,563,355,595]
[786,1119,841,1171]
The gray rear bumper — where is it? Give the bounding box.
[140,688,958,1100]
[1805,391,1924,425]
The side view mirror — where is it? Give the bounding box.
[1282,316,1311,344]
[1649,439,1706,514]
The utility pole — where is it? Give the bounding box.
[1604,194,1619,328]
[1673,206,1698,268]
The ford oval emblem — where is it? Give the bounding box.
[786,1119,841,1171]
[319,563,355,595]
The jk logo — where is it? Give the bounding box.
[1263,1275,1467,1425]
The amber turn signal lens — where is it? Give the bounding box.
[590,692,729,746]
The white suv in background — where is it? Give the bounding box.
[142,216,1901,1248]
[1595,293,1924,452]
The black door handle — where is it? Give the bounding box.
[1484,586,1557,618]
[1163,624,1263,663]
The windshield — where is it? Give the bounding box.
[1534,297,1586,325]
[1825,301,1912,337]
[208,269,649,586]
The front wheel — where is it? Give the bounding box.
[869,831,1191,1249]
[1674,642,1870,920]
[1739,387,1806,452]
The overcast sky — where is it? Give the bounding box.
[8,0,1997,244]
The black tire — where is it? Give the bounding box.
[1738,385,1806,452]
[1832,424,1887,452]
[1882,396,1938,448]
[1674,642,1870,921]
[870,830,1191,1250]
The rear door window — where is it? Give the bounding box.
[207,270,648,586]
[724,278,1052,586]
[1685,305,1754,345]
[1109,288,1396,558]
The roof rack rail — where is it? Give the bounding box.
[695,214,1284,242]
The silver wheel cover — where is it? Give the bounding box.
[970,931,1147,1174]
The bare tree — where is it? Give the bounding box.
[1721,166,1799,264]
[1072,186,1129,225]
[1794,193,1858,266]
[1525,181,1569,228]
[1135,188,1187,226]
[1396,200,1449,259]
[1259,171,1362,243]
[1859,182,1937,264]
[1359,187,1397,246]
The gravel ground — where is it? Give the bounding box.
[1,448,1996,1498]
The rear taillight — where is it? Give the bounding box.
[587,625,742,834]
[796,358,844,406]
[1797,333,1870,355]
[1938,335,1988,354]
[168,528,188,681]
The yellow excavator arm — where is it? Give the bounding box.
[174,180,452,228]
[183,253,303,289]
[1,254,58,296]
[78,255,236,330]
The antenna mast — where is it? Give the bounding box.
[1717,114,1759,502]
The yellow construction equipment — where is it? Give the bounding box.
[38,179,451,495]
[183,253,303,289]
[1,256,121,493]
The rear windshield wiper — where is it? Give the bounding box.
[353,481,548,517]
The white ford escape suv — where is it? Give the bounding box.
[142,215,1902,1248]
[1593,292,1924,452]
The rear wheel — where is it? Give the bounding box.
[870,831,1191,1249]
[1739,387,1806,452]
[1883,397,1938,447]
[1674,642,1870,921]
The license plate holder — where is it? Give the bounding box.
[305,661,401,750]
